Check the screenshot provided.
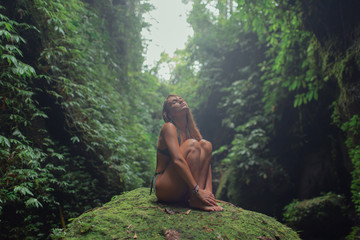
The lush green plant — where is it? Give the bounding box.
[231,0,320,111]
[341,114,360,213]
[0,0,163,239]
[283,192,351,239]
[346,226,360,240]
[283,192,347,224]
[214,117,291,215]
[173,0,293,216]
[235,0,360,219]
[0,4,61,238]
[174,0,360,227]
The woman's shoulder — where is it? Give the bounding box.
[159,123,177,143]
[161,122,176,133]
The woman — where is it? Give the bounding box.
[151,94,222,211]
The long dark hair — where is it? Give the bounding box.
[162,94,202,141]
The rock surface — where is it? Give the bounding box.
[58,188,300,239]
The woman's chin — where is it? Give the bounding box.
[177,106,188,112]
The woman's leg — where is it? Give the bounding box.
[155,139,202,202]
[184,139,212,189]
[187,139,222,210]
[204,164,213,192]
[155,139,213,199]
[198,139,213,191]
[156,138,221,211]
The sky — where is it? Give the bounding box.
[142,0,193,80]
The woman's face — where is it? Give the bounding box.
[167,95,189,117]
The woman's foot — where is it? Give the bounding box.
[189,193,223,211]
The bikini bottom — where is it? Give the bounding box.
[150,170,164,195]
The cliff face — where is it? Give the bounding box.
[52,188,299,239]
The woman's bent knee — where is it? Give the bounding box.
[200,139,212,154]
[181,139,201,151]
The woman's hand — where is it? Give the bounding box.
[195,188,218,207]
[189,188,223,211]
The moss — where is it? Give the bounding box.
[283,193,352,239]
[53,188,299,240]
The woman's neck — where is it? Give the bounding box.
[172,114,187,132]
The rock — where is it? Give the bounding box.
[283,192,352,239]
[54,188,300,239]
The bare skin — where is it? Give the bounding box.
[154,96,222,211]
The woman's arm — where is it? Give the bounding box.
[161,122,197,190]
[161,123,217,206]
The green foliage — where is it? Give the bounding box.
[160,49,202,108]
[328,26,360,216]
[283,192,351,239]
[234,0,323,112]
[0,0,163,239]
[237,0,360,220]
[31,0,159,188]
[174,1,360,231]
[346,226,360,240]
[0,5,64,238]
[215,118,291,213]
[2,0,357,238]
[283,192,347,224]
[175,0,292,216]
[341,114,360,214]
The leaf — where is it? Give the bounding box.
[0,135,10,147]
[31,111,48,120]
[71,136,80,143]
[212,145,227,155]
[52,153,64,160]
[290,79,300,91]
[26,198,43,208]
[250,143,260,149]
[0,29,12,40]
[14,186,34,196]
[5,44,23,56]
[1,54,18,66]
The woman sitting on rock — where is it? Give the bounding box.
[151,94,222,211]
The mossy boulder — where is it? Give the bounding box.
[283,192,352,239]
[53,188,300,239]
